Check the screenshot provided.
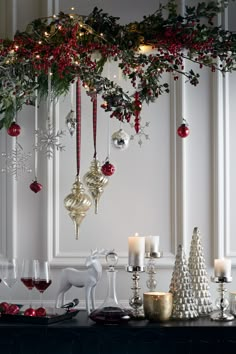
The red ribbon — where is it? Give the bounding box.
[93,93,97,159]
[76,79,81,176]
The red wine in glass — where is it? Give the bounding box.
[21,277,34,290]
[21,259,36,307]
[33,260,51,308]
[34,279,52,292]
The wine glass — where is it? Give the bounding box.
[21,259,36,308]
[33,260,52,308]
[1,259,18,303]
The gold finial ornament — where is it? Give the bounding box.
[83,158,108,214]
[64,176,92,240]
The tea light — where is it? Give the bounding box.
[214,258,231,278]
[145,235,160,256]
[128,233,145,267]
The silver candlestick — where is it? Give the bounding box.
[127,265,145,319]
[145,251,162,292]
[210,276,234,321]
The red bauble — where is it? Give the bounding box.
[36,307,47,317]
[7,122,21,137]
[30,180,43,193]
[101,161,115,176]
[24,308,36,317]
[7,304,20,315]
[0,302,10,313]
[177,123,190,138]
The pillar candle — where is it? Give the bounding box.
[145,235,160,255]
[214,258,231,278]
[128,233,145,267]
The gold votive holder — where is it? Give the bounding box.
[143,292,173,322]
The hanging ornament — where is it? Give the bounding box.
[35,69,65,158]
[177,119,190,138]
[130,121,150,147]
[84,158,109,214]
[7,122,21,137]
[133,91,142,134]
[65,110,76,136]
[30,180,43,193]
[65,81,76,136]
[111,129,130,150]
[64,79,92,239]
[30,77,43,193]
[84,93,108,214]
[102,105,115,176]
[64,176,92,240]
[101,160,115,176]
[1,142,32,180]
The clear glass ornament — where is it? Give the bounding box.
[89,250,131,324]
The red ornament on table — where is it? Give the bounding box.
[101,161,115,176]
[7,122,21,137]
[7,304,20,315]
[24,308,36,317]
[0,302,10,313]
[177,121,190,138]
[36,307,47,317]
[30,180,43,193]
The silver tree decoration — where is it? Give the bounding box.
[169,244,198,320]
[1,142,32,180]
[130,121,150,147]
[188,227,213,315]
[35,125,65,159]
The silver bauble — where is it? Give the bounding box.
[111,129,130,150]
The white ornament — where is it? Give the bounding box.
[35,125,65,158]
[1,143,32,180]
[55,249,107,314]
[111,129,130,150]
[65,109,76,136]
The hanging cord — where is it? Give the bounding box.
[106,113,111,161]
[92,93,97,159]
[76,78,81,176]
[47,68,52,129]
[34,76,38,180]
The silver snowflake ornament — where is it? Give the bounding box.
[1,143,32,180]
[130,121,150,147]
[35,126,65,158]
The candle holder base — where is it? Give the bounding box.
[211,275,234,322]
[145,252,163,292]
[210,311,234,321]
[127,266,145,320]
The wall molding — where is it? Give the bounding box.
[0,0,17,260]
[212,7,236,264]
[46,77,182,269]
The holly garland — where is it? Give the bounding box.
[0,0,236,130]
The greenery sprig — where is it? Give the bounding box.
[0,0,236,129]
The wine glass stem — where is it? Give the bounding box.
[40,292,43,307]
[28,289,32,308]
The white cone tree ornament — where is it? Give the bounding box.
[169,245,198,320]
[188,227,213,315]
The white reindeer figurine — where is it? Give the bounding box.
[55,249,106,314]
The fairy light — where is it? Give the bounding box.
[44,31,49,37]
[71,7,75,10]
[38,41,42,44]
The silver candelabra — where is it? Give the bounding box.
[145,251,162,291]
[127,265,145,319]
[211,276,234,321]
